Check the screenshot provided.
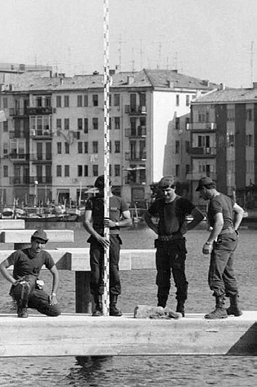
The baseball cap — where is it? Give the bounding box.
[31,229,48,243]
[196,176,215,191]
[158,176,176,189]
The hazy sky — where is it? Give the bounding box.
[1,0,257,87]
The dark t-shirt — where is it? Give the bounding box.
[147,196,195,236]
[6,249,55,280]
[207,193,235,230]
[85,195,129,235]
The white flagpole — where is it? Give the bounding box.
[103,0,110,316]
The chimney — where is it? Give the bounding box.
[127,76,134,85]
[219,83,225,90]
[253,82,257,89]
[202,80,210,87]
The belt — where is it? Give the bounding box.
[219,226,235,236]
[158,233,182,242]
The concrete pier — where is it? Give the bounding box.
[0,311,256,357]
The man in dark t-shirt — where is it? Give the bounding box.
[196,176,244,319]
[145,176,204,316]
[84,175,132,316]
[0,229,61,318]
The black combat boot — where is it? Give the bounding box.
[110,294,122,316]
[92,295,103,316]
[16,280,30,318]
[226,295,242,316]
[176,300,185,317]
[157,295,168,308]
[205,295,228,319]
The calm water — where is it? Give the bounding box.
[0,224,257,386]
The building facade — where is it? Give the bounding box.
[0,68,217,208]
[189,86,257,209]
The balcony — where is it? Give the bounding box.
[27,106,53,115]
[186,122,217,131]
[9,108,28,116]
[125,126,146,137]
[188,146,217,156]
[9,131,25,139]
[125,105,147,115]
[10,176,52,185]
[30,129,53,138]
[31,154,52,162]
[125,151,146,161]
[186,172,217,181]
[9,152,27,161]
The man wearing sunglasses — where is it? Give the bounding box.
[145,176,204,316]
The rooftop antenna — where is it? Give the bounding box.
[117,35,126,71]
[157,41,162,69]
[140,39,143,69]
[251,41,254,85]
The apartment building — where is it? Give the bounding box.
[0,68,218,207]
[189,86,257,208]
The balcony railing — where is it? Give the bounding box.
[30,129,53,138]
[9,108,28,116]
[186,172,217,181]
[9,153,27,161]
[31,154,52,162]
[125,126,146,137]
[10,176,52,185]
[125,151,147,161]
[188,146,217,156]
[27,106,53,115]
[125,105,147,115]
[186,122,217,131]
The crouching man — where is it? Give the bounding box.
[0,229,61,318]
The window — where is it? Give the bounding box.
[78,165,83,177]
[185,117,190,129]
[176,95,180,106]
[84,118,88,133]
[114,117,120,129]
[114,94,120,106]
[46,142,52,160]
[3,97,8,108]
[92,165,98,176]
[227,108,235,122]
[64,165,70,177]
[92,141,98,153]
[3,165,8,178]
[114,164,120,176]
[56,96,61,108]
[109,164,112,176]
[65,142,70,154]
[175,164,180,177]
[64,118,69,130]
[84,142,88,153]
[45,96,51,107]
[36,97,42,107]
[186,95,190,106]
[84,95,88,107]
[186,164,190,174]
[57,165,62,177]
[84,165,88,176]
[92,118,98,130]
[246,109,253,121]
[3,121,8,132]
[92,94,98,106]
[57,142,62,154]
[140,93,146,107]
[175,141,180,153]
[56,118,62,129]
[109,94,112,106]
[114,141,120,153]
[175,118,180,130]
[246,134,253,146]
[64,95,69,107]
[77,95,82,107]
[78,118,83,130]
[78,142,83,153]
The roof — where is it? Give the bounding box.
[192,88,257,104]
[4,69,220,93]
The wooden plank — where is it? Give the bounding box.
[0,230,74,244]
[0,312,256,357]
[56,248,155,271]
[0,220,25,230]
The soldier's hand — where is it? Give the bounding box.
[202,242,213,255]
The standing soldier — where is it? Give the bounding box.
[196,176,244,319]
